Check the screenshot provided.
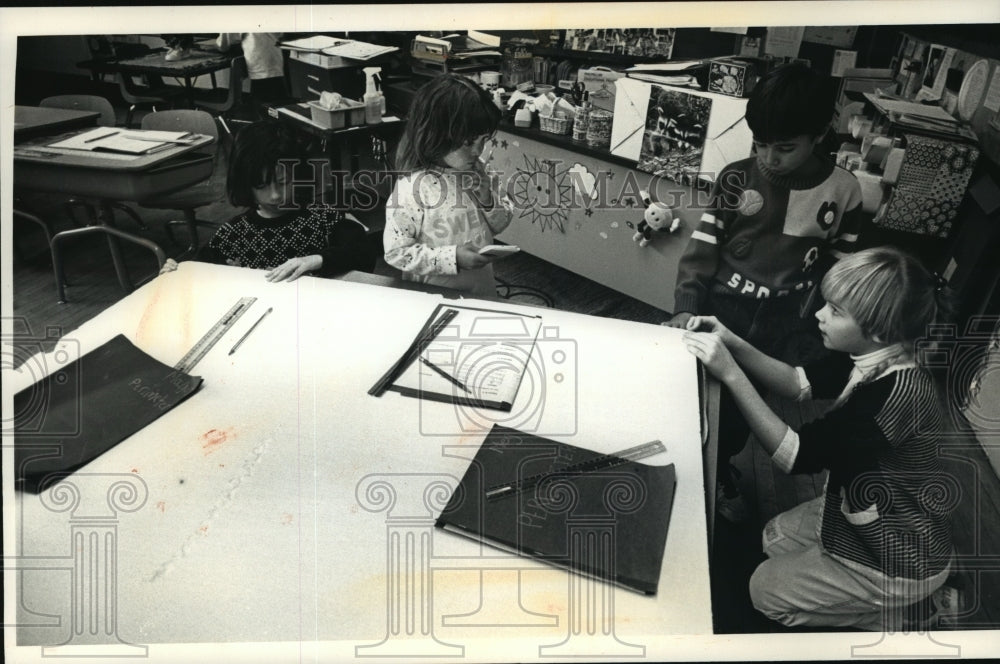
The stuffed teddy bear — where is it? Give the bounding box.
[632,189,679,247]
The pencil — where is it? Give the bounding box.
[419,356,469,393]
[83,131,119,143]
[229,307,272,356]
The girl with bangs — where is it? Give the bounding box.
[384,74,515,296]
[682,246,956,630]
[161,120,374,281]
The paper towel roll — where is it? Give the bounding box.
[862,135,894,166]
[882,148,906,185]
[854,169,887,213]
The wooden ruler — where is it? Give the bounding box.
[174,297,257,373]
[485,440,667,501]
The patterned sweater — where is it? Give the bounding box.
[384,169,513,297]
[674,156,863,315]
[198,205,374,276]
[787,353,953,580]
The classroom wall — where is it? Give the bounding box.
[17,36,91,75]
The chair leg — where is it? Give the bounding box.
[50,214,167,303]
[166,208,200,256]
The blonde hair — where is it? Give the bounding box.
[820,246,951,351]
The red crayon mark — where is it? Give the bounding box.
[200,427,235,455]
[281,513,294,525]
[156,501,166,513]
[198,525,209,534]
[131,468,140,474]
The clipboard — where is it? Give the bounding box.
[436,424,677,595]
[371,303,542,411]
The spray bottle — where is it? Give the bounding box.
[363,66,384,124]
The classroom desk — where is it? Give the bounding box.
[107,48,231,105]
[270,102,404,205]
[13,106,100,142]
[10,262,714,660]
[13,128,215,301]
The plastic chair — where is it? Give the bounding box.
[39,94,148,231]
[40,94,117,127]
[137,109,223,254]
[116,73,186,127]
[191,55,248,133]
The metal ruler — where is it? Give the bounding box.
[485,440,667,501]
[174,297,257,373]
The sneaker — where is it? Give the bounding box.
[716,480,750,523]
[901,584,962,630]
[164,47,189,62]
[931,584,961,622]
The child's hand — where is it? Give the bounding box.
[662,312,692,329]
[471,160,498,207]
[683,330,740,384]
[159,258,179,275]
[685,315,736,346]
[265,255,323,282]
[456,242,496,271]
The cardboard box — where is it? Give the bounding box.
[707,58,760,98]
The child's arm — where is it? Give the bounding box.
[384,179,495,275]
[473,159,514,235]
[667,167,736,328]
[685,315,803,400]
[683,331,789,457]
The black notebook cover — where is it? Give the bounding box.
[436,424,676,595]
[14,334,203,493]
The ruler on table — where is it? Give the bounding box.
[174,297,257,373]
[485,440,667,501]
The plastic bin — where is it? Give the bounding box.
[308,99,366,129]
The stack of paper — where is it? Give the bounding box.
[280,34,398,60]
[47,128,199,155]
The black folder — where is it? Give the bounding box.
[14,334,203,493]
[436,425,676,595]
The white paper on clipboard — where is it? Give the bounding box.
[610,77,753,182]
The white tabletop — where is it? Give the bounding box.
[8,261,711,660]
